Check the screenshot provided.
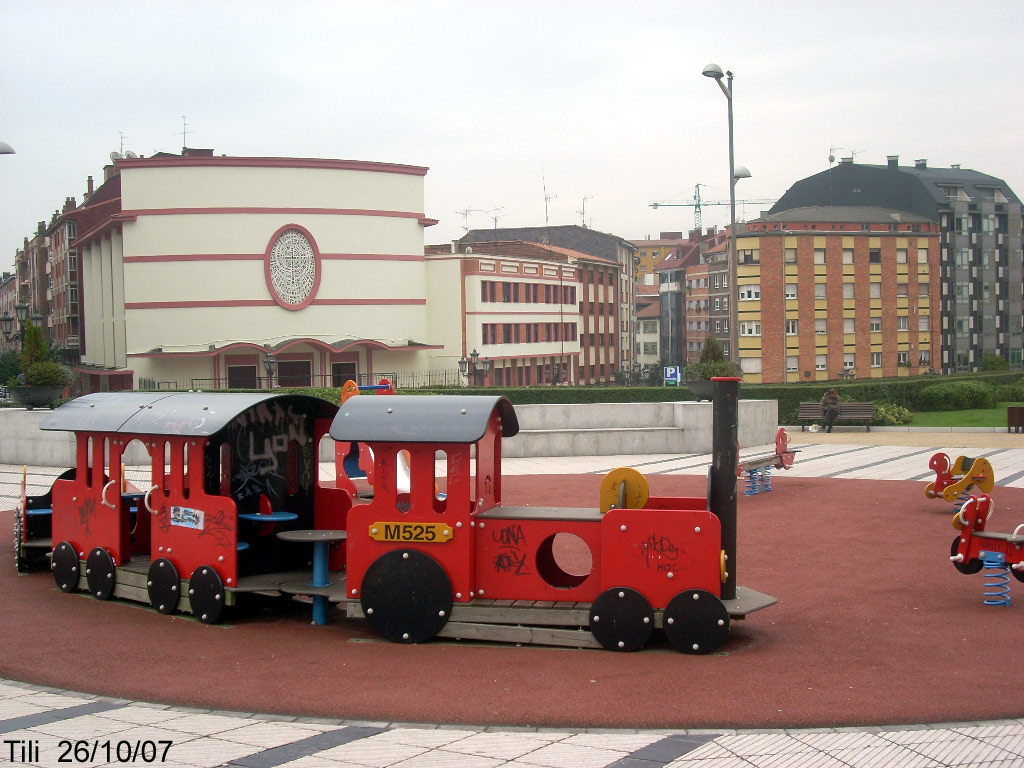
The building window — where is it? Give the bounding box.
[869,249,881,264]
[896,283,908,297]
[786,356,798,372]
[815,319,826,335]
[842,249,853,264]
[898,351,909,366]
[917,247,928,263]
[870,318,882,332]
[896,249,907,264]
[784,248,797,263]
[739,249,759,264]
[918,282,929,297]
[844,354,855,369]
[843,318,855,334]
[871,352,882,368]
[919,315,930,332]
[870,282,881,298]
[714,297,720,311]
[785,284,797,299]
[786,319,798,335]
[814,283,826,299]
[643,342,658,355]
[815,354,827,370]
[739,284,760,300]
[813,249,825,264]
[843,283,854,299]
[919,349,931,365]
[898,316,908,331]
[722,297,729,311]
[740,321,761,336]
[740,357,762,373]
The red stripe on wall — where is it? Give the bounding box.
[123,298,427,310]
[123,253,426,263]
[120,206,423,219]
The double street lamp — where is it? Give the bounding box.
[1,302,43,350]
[702,62,750,367]
[459,348,493,386]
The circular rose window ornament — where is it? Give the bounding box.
[265,225,321,310]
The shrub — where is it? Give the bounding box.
[917,381,997,411]
[24,361,75,387]
[872,402,912,425]
[683,360,742,380]
[980,353,1009,372]
[699,336,726,363]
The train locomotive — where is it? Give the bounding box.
[15,377,775,653]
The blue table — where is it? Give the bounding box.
[238,511,298,522]
[276,529,347,625]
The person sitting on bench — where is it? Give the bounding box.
[820,388,841,433]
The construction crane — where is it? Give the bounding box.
[650,183,777,229]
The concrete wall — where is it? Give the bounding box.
[1,399,778,467]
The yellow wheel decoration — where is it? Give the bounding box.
[721,550,729,583]
[598,467,650,514]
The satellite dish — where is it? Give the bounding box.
[125,150,138,159]
[109,151,122,162]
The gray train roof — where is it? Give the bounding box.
[39,392,338,436]
[329,395,519,443]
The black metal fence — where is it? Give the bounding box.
[138,370,465,392]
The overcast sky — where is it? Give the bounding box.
[3,1,1023,271]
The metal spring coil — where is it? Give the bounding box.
[982,551,1012,606]
[744,469,761,496]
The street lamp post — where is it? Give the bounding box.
[458,348,493,387]
[702,63,750,369]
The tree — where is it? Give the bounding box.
[980,353,1009,372]
[699,336,725,363]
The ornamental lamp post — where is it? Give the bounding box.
[458,348,492,386]
[263,352,277,389]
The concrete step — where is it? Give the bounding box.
[503,426,685,458]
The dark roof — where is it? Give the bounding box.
[771,162,1020,221]
[330,395,519,443]
[461,225,636,261]
[40,392,338,436]
[653,243,702,272]
[756,206,931,224]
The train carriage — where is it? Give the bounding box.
[27,392,342,623]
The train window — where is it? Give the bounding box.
[182,441,190,500]
[536,533,593,589]
[220,442,231,496]
[86,436,94,487]
[435,450,447,511]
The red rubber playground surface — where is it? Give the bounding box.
[3,474,1023,730]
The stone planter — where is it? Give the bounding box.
[684,379,715,402]
[8,386,65,410]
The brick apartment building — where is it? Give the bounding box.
[731,207,942,383]
[771,156,1023,372]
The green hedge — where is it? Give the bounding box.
[134,371,1024,422]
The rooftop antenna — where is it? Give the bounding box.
[177,115,193,152]
[487,207,506,244]
[542,163,556,228]
[455,207,484,234]
[577,195,593,228]
[119,131,130,156]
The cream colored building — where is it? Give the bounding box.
[74,151,442,391]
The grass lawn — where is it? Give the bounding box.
[910,402,1024,428]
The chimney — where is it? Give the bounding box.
[85,176,94,200]
[951,164,961,170]
[887,155,899,169]
[914,159,928,169]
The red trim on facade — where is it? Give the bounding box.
[120,206,424,220]
[116,156,429,176]
[123,298,426,310]
[123,252,426,263]
[264,224,323,311]
[74,216,134,247]
[72,367,135,376]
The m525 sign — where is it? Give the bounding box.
[369,522,454,543]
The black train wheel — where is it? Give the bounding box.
[589,587,654,652]
[85,547,116,600]
[360,550,452,644]
[951,536,983,575]
[147,558,181,615]
[188,565,225,625]
[52,541,81,592]
[663,589,730,654]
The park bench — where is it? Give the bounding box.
[797,401,874,431]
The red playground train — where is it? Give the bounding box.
[15,378,775,653]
